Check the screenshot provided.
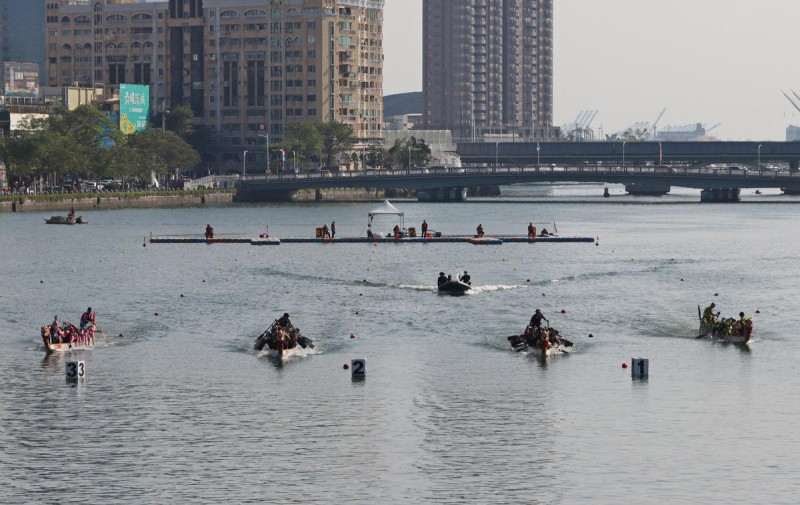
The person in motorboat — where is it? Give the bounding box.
[437,272,447,287]
[80,307,95,329]
[205,224,214,240]
[476,224,484,238]
[459,271,471,285]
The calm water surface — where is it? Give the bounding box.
[2,185,800,503]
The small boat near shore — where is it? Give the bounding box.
[507,324,572,357]
[41,323,94,353]
[44,215,86,225]
[438,279,471,294]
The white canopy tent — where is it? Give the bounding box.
[367,200,404,237]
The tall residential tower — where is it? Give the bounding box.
[422,0,554,140]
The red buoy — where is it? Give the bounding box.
[622,363,628,369]
[756,309,761,314]
[561,309,566,314]
[588,333,594,338]
[202,280,206,283]
[350,334,356,339]
[680,278,684,281]
[343,364,350,370]
[39,280,44,284]
[180,294,185,298]
[154,312,159,316]
[714,293,719,296]
[542,293,546,296]
[526,279,531,283]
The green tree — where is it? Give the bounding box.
[152,105,194,139]
[286,121,323,169]
[387,137,432,169]
[128,129,200,182]
[618,127,650,142]
[315,120,357,169]
[363,140,385,168]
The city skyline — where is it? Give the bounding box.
[385,0,800,141]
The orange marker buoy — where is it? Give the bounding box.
[622,363,628,369]
[343,364,350,370]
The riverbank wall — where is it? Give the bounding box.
[0,192,234,213]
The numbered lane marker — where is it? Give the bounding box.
[66,361,85,381]
[351,359,366,376]
[631,357,649,378]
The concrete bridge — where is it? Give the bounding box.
[235,141,800,202]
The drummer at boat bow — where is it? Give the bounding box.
[702,303,719,324]
[277,313,294,330]
[530,309,548,329]
[437,272,447,287]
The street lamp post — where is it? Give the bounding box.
[495,142,499,170]
[258,134,269,174]
[658,141,663,164]
[758,144,762,171]
[162,109,169,134]
[622,141,626,170]
[243,150,248,177]
[536,142,540,169]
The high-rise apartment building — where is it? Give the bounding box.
[46,0,384,167]
[2,1,47,84]
[422,0,554,140]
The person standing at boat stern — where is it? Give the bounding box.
[530,309,548,330]
[80,307,95,329]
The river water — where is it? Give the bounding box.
[2,184,799,504]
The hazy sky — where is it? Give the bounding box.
[383,0,800,140]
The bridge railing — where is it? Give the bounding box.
[236,165,799,184]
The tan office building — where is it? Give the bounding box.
[422,0,555,140]
[46,0,384,168]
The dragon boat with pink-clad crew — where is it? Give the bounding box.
[253,313,314,358]
[41,322,95,353]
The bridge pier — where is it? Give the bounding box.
[624,183,671,196]
[417,187,468,202]
[315,189,322,201]
[791,160,800,172]
[700,188,740,203]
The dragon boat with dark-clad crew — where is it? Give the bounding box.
[254,320,314,358]
[507,323,573,357]
[44,214,86,224]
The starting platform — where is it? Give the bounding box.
[149,234,596,245]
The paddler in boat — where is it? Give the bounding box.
[702,303,719,324]
[437,272,447,287]
[739,311,753,337]
[80,307,95,329]
[50,316,62,344]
